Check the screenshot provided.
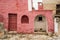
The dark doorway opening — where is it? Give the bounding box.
[38,16,42,21]
[8,14,17,31]
[56,4,60,15]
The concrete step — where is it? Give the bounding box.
[34,32,48,35]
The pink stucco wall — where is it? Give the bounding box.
[0,0,54,33]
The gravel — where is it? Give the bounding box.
[0,34,60,40]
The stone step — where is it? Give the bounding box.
[34,32,48,35]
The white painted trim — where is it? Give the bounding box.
[54,18,58,33]
[32,0,42,10]
[28,0,32,11]
[33,2,38,10]
[28,0,42,11]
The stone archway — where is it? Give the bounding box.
[34,15,47,32]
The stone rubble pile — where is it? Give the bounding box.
[0,34,60,40]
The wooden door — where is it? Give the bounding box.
[8,14,17,31]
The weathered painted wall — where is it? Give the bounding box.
[0,0,54,33]
[43,0,60,16]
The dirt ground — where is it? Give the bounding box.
[0,33,60,40]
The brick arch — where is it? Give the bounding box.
[34,14,46,21]
[33,11,54,33]
[21,15,29,24]
[33,14,46,23]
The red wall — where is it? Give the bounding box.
[0,0,54,33]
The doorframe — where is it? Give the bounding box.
[8,13,17,31]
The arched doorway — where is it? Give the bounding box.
[34,15,47,32]
[21,15,29,24]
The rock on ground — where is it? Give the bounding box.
[0,34,60,40]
